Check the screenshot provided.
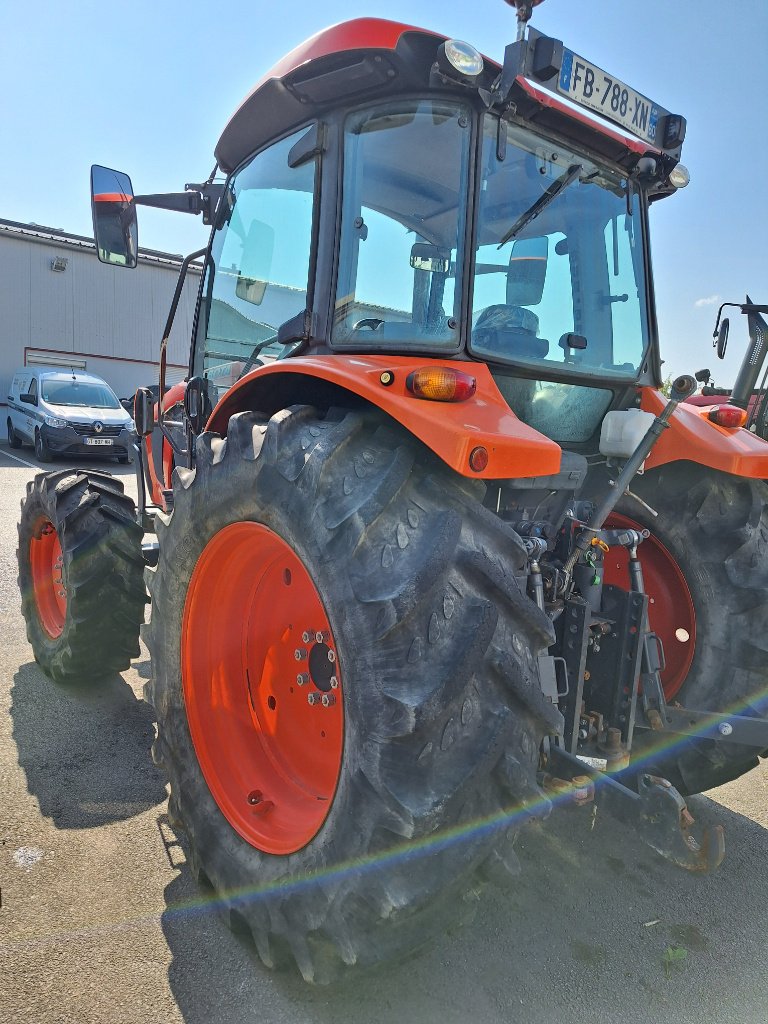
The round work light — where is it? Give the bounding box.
[440,39,484,80]
[669,164,690,189]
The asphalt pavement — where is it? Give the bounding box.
[1,437,767,1024]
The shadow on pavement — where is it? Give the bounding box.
[158,787,768,1024]
[10,661,166,828]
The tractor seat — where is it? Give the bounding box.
[473,304,549,360]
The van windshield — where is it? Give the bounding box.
[41,381,121,409]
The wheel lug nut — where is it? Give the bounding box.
[330,676,338,689]
[302,631,312,644]
[327,649,336,664]
[321,693,336,708]
[307,693,320,706]
[294,648,307,661]
[315,630,329,643]
[296,673,309,686]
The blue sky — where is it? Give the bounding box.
[3,0,765,384]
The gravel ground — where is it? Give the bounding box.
[1,438,767,1024]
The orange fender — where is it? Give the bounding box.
[641,388,768,478]
[144,382,187,504]
[206,356,561,479]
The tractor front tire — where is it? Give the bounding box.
[616,462,768,794]
[17,470,146,683]
[146,407,561,983]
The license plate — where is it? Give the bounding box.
[558,49,659,146]
[84,437,113,446]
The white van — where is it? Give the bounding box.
[7,368,136,463]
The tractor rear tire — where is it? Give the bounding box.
[615,462,768,794]
[17,470,146,683]
[145,407,561,983]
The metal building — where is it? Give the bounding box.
[0,217,200,414]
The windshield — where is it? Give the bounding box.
[470,117,649,380]
[41,380,121,409]
[332,98,471,351]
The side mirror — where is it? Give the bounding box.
[91,164,138,268]
[716,317,729,359]
[20,393,37,406]
[133,387,156,437]
[507,236,548,306]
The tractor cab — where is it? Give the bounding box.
[190,15,689,450]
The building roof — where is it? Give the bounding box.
[0,216,202,271]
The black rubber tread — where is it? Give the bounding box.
[7,418,22,449]
[17,469,147,684]
[619,461,768,794]
[145,406,560,984]
[34,429,53,463]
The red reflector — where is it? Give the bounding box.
[708,405,748,428]
[468,446,489,472]
[405,367,476,402]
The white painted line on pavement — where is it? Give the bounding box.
[0,448,40,470]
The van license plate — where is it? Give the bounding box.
[84,437,113,446]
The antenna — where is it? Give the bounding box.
[504,0,545,40]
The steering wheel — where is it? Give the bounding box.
[353,318,385,331]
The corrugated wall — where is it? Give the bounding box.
[0,225,200,405]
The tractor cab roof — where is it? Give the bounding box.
[215,18,682,183]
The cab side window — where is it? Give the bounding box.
[194,127,318,401]
[26,379,38,402]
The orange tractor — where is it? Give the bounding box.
[17,0,768,983]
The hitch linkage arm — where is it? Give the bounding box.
[549,747,725,873]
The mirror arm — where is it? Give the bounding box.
[712,301,768,338]
[134,192,204,216]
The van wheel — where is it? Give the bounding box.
[35,429,53,463]
[7,418,22,449]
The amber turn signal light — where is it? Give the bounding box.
[708,405,747,428]
[405,367,476,402]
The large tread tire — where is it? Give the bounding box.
[17,470,146,684]
[146,406,561,984]
[619,462,768,794]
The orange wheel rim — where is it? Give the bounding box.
[603,513,696,700]
[30,520,66,639]
[182,522,344,854]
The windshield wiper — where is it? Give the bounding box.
[497,163,583,249]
